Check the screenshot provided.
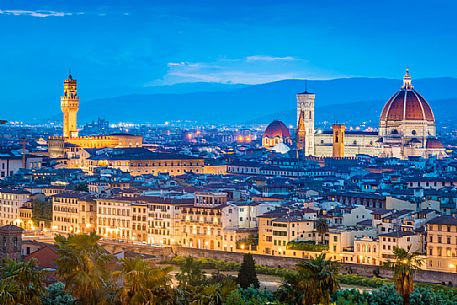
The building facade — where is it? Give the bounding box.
[52,192,96,234]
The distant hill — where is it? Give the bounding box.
[76,77,457,124]
[251,97,457,127]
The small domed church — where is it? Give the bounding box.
[262,120,293,153]
[264,69,446,159]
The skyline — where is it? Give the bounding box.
[2,0,457,122]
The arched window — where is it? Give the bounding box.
[392,129,399,135]
[353,140,357,145]
[412,130,417,135]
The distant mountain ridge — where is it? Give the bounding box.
[77,77,457,125]
[7,77,457,124]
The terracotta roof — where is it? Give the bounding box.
[380,89,434,122]
[426,138,444,149]
[381,70,434,122]
[24,245,58,269]
[263,120,290,138]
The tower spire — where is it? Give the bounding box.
[402,67,413,89]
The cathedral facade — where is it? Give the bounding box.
[295,69,446,159]
[48,74,143,158]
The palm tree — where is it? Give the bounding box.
[190,273,237,305]
[0,258,45,305]
[277,253,340,305]
[115,256,173,305]
[176,257,206,288]
[384,246,423,305]
[315,218,329,245]
[54,232,113,305]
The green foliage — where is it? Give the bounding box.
[42,282,75,305]
[315,218,329,244]
[54,232,114,305]
[238,253,260,289]
[338,274,390,288]
[32,195,52,226]
[176,256,206,288]
[73,183,89,192]
[384,246,423,305]
[167,256,292,277]
[332,289,370,305]
[370,285,403,305]
[115,257,173,305]
[276,253,340,305]
[0,258,45,305]
[226,287,275,305]
[286,241,329,252]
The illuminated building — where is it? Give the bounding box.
[296,90,315,156]
[48,74,143,158]
[297,69,446,159]
[332,124,346,158]
[262,120,292,153]
[177,192,254,251]
[84,147,205,176]
[51,192,96,234]
[0,189,30,227]
[61,73,79,138]
[426,216,457,273]
[96,197,133,241]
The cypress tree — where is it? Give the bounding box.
[237,253,260,289]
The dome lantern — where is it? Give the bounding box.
[401,67,413,90]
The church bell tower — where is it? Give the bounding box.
[296,88,315,156]
[296,110,306,159]
[61,73,79,138]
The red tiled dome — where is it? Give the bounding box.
[264,120,290,138]
[380,69,435,122]
[426,138,444,149]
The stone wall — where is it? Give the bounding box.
[175,247,457,286]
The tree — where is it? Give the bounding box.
[54,232,113,305]
[191,273,238,305]
[42,282,75,305]
[31,194,52,227]
[315,218,329,245]
[369,285,402,305]
[277,253,340,305]
[226,287,276,305]
[176,257,206,288]
[0,258,45,305]
[237,253,260,289]
[115,256,173,305]
[384,246,423,305]
[74,183,89,192]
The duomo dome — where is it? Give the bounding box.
[379,68,436,140]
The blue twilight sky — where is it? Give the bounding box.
[1,0,457,102]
